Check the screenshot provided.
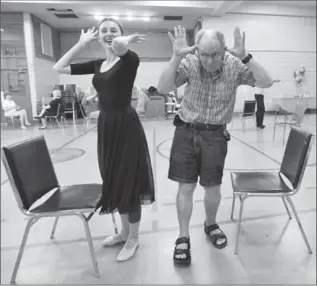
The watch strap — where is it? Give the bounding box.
[242,53,252,64]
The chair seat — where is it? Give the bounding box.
[275,120,299,125]
[241,114,254,118]
[30,184,102,213]
[230,172,292,194]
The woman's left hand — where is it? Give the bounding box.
[128,34,147,44]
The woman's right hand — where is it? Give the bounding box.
[168,26,196,58]
[79,27,98,47]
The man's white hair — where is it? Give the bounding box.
[195,29,226,50]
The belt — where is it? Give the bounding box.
[178,119,225,131]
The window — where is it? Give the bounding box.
[40,23,53,57]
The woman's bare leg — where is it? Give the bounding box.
[20,109,31,125]
[39,117,47,129]
[18,114,26,129]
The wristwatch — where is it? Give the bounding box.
[242,53,252,64]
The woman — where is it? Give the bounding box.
[34,89,62,129]
[134,85,149,116]
[2,92,32,129]
[82,85,100,119]
[53,18,155,262]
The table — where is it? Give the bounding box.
[271,97,315,113]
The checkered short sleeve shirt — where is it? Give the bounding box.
[175,52,256,124]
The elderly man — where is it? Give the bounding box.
[157,25,273,265]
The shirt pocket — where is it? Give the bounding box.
[214,82,234,102]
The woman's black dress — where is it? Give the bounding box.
[70,50,155,214]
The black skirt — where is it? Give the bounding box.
[95,107,155,214]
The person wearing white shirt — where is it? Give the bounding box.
[82,85,100,119]
[1,92,31,130]
[254,79,280,129]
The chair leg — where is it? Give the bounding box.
[11,217,38,284]
[76,213,100,277]
[72,111,76,124]
[282,124,287,145]
[234,195,246,255]
[50,217,59,239]
[273,123,277,141]
[281,197,292,219]
[111,213,118,234]
[55,117,61,128]
[285,197,312,254]
[230,194,236,220]
[62,116,68,125]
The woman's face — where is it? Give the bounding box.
[98,20,122,49]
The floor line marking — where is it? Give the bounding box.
[152,127,159,232]
[230,134,281,165]
[1,124,97,187]
[1,208,315,252]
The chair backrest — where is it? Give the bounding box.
[242,100,256,117]
[52,103,60,116]
[57,103,66,115]
[2,136,59,211]
[82,100,98,116]
[62,90,74,105]
[280,126,314,191]
[64,84,76,94]
[291,101,307,124]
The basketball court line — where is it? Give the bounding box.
[1,125,97,186]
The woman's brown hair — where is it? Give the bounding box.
[98,17,124,35]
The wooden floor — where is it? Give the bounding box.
[1,114,316,284]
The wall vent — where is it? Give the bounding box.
[163,16,183,21]
[54,13,79,19]
[47,8,73,12]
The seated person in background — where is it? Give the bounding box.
[2,91,32,130]
[82,85,100,118]
[34,89,62,129]
[147,86,164,97]
[166,90,181,113]
[134,85,149,116]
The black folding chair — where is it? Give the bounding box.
[230,126,314,254]
[45,103,68,128]
[2,136,102,283]
[231,100,256,130]
[240,100,256,129]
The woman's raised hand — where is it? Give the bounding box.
[79,27,98,47]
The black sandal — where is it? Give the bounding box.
[173,237,191,265]
[204,222,227,249]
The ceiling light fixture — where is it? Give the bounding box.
[93,15,104,21]
[0,28,3,32]
[141,16,151,21]
[93,14,155,21]
[125,12,134,21]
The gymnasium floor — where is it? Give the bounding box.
[1,114,316,284]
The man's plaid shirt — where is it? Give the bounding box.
[176,52,256,124]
